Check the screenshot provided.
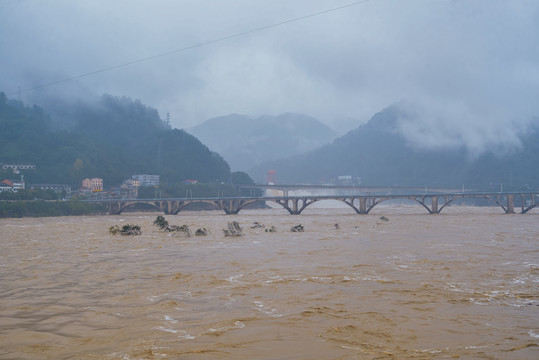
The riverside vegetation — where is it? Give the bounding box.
[0,92,261,217]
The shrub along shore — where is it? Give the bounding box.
[0,200,105,218]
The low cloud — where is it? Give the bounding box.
[0,0,537,150]
[394,99,528,156]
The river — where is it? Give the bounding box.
[1,205,538,359]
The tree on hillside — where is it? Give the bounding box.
[0,92,233,188]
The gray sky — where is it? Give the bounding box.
[1,0,538,151]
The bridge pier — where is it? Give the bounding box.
[275,198,316,215]
[507,194,515,214]
[431,196,439,214]
[275,198,300,215]
[107,202,122,215]
[486,194,516,214]
[359,198,367,214]
[220,199,241,214]
[413,196,448,214]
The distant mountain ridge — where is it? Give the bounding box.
[188,113,337,171]
[250,105,539,190]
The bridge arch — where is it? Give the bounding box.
[521,203,537,214]
[112,201,163,215]
[476,194,515,214]
[170,200,221,215]
[341,196,455,215]
[270,197,320,215]
[229,199,260,214]
[295,198,361,214]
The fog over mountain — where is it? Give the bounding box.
[188,113,336,171]
[1,0,537,157]
[250,105,539,189]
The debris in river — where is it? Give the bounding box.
[153,215,172,231]
[109,224,141,236]
[223,221,243,236]
[195,228,209,236]
[290,224,304,232]
[171,224,191,237]
[153,215,190,236]
[251,222,265,229]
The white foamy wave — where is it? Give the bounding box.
[234,321,245,328]
[208,320,246,334]
[468,290,536,307]
[148,291,191,303]
[154,326,177,334]
[465,345,488,349]
[226,274,244,283]
[419,348,443,354]
[253,301,282,317]
[469,298,490,305]
[263,274,285,284]
[178,330,195,340]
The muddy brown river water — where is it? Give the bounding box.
[1,205,538,359]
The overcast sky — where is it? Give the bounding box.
[1,0,538,150]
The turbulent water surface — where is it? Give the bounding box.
[1,205,538,359]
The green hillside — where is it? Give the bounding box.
[0,93,231,187]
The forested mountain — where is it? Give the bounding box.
[250,105,539,191]
[188,113,337,171]
[0,93,230,187]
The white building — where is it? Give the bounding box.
[1,163,36,174]
[29,184,72,194]
[0,181,12,192]
[0,177,25,192]
[132,174,159,187]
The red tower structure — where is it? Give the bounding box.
[266,170,277,185]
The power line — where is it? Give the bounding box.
[7,0,372,96]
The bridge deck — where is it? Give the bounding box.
[83,191,538,215]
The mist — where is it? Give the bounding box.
[1,0,538,154]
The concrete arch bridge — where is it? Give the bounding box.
[88,191,538,215]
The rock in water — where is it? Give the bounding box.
[223,221,243,236]
[195,228,209,236]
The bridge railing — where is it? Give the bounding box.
[80,191,538,215]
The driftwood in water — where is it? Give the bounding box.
[251,222,265,229]
[170,224,191,237]
[153,216,191,236]
[223,221,243,236]
[195,228,209,236]
[109,224,142,236]
[153,215,168,230]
